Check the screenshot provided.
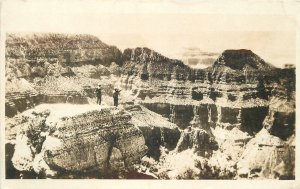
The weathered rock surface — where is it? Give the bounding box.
[126,105,180,160]
[175,127,218,156]
[6,33,122,68]
[237,129,295,179]
[213,49,274,71]
[10,105,147,177]
[45,110,146,173]
[121,47,191,81]
[12,134,34,171]
[236,97,295,179]
[5,33,296,179]
[264,97,295,140]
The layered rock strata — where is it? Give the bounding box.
[10,105,147,177]
[126,105,181,160]
[5,33,296,179]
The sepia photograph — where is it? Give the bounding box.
[0,0,299,188]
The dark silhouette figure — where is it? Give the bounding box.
[95,84,102,105]
[113,89,121,106]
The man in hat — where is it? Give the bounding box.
[113,88,121,107]
[95,84,102,105]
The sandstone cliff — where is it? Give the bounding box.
[5,33,296,179]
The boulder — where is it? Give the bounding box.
[11,105,147,177]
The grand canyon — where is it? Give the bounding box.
[5,33,295,179]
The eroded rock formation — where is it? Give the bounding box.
[10,105,147,178]
[5,33,296,179]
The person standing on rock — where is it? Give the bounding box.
[95,84,102,105]
[113,88,121,106]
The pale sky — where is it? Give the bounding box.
[1,0,298,68]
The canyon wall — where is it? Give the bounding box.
[5,33,296,179]
[117,47,295,179]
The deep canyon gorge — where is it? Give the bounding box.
[5,33,295,179]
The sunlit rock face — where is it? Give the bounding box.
[237,129,295,179]
[236,97,295,179]
[10,105,147,177]
[44,110,147,173]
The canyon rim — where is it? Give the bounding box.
[1,1,300,189]
[4,32,296,180]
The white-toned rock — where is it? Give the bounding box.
[12,134,33,171]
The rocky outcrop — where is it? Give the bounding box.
[213,49,274,71]
[121,47,191,81]
[211,49,279,84]
[126,105,180,160]
[174,104,219,158]
[175,126,218,157]
[5,91,88,117]
[44,110,147,173]
[264,97,295,140]
[236,129,295,179]
[5,92,42,117]
[10,105,147,178]
[236,97,295,179]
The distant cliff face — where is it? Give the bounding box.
[5,33,296,179]
[213,49,274,70]
[118,48,295,179]
[181,48,218,69]
[208,49,280,84]
[121,47,192,81]
[6,34,295,122]
[6,33,122,81]
[5,34,287,85]
[6,33,122,64]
